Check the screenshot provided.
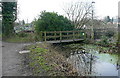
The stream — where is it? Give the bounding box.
[65,44,120,76]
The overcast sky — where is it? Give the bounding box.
[17,0,120,23]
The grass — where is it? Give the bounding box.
[26,43,78,76]
[28,46,51,75]
[5,33,38,43]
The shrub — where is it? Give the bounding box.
[35,11,74,34]
[97,36,110,46]
[105,30,115,38]
[17,32,28,37]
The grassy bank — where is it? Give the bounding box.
[25,43,78,76]
[4,33,39,43]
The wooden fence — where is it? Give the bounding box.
[40,30,86,42]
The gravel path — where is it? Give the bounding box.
[2,41,33,76]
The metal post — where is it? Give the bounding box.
[89,54,92,74]
[91,1,95,42]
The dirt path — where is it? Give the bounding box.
[2,41,33,76]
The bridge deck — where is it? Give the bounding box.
[45,39,84,43]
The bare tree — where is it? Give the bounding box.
[63,1,93,29]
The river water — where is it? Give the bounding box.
[66,44,120,76]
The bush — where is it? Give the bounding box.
[35,11,74,34]
[105,30,115,38]
[17,32,28,37]
[96,36,110,46]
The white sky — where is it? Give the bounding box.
[17,0,120,23]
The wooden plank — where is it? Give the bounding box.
[45,30,83,33]
[46,39,84,43]
[46,36,60,38]
[46,34,81,38]
[61,34,80,37]
[46,31,60,33]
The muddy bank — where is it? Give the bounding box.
[24,43,78,76]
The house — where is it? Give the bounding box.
[14,21,34,33]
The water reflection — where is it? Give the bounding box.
[94,61,118,76]
[67,46,119,76]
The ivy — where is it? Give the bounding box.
[2,2,17,38]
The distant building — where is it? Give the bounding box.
[113,18,118,24]
[14,21,34,33]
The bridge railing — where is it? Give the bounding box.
[40,30,86,42]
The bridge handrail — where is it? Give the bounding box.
[45,30,84,33]
[40,30,86,42]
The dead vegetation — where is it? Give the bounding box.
[25,43,78,76]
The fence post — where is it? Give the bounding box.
[78,31,80,39]
[60,31,62,42]
[40,31,43,41]
[73,31,75,41]
[67,32,68,39]
[54,31,56,40]
[44,31,46,42]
